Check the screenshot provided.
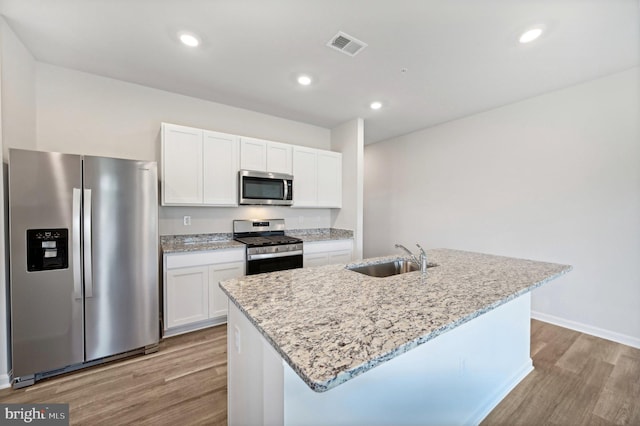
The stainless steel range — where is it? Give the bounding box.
[233,219,303,275]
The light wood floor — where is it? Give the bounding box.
[1,320,638,425]
[482,320,640,425]
[0,326,228,425]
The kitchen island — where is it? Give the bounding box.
[220,249,571,425]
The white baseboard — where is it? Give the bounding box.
[0,373,11,389]
[531,310,640,349]
[470,359,534,425]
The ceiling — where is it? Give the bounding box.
[0,0,638,145]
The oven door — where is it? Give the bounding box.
[239,170,293,205]
[246,254,303,275]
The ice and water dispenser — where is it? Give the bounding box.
[26,229,69,271]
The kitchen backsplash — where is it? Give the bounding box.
[158,205,332,236]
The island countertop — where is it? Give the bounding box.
[219,248,571,392]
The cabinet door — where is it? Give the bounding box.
[267,141,293,174]
[166,266,209,328]
[317,151,342,208]
[203,131,239,206]
[303,253,328,268]
[162,123,203,205]
[328,249,352,265]
[292,147,317,207]
[240,137,267,171]
[209,261,245,319]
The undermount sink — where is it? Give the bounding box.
[348,259,421,278]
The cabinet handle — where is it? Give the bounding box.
[216,267,238,271]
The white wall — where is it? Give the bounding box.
[35,63,333,234]
[364,68,640,346]
[1,19,36,154]
[331,118,364,259]
[0,17,38,388]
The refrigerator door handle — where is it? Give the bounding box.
[83,188,94,298]
[72,188,82,299]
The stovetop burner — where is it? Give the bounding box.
[232,219,302,247]
[234,235,302,247]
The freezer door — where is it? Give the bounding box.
[9,149,84,377]
[83,156,159,361]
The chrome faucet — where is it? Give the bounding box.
[395,243,428,274]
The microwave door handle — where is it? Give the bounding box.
[283,179,288,200]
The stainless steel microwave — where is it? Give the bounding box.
[239,170,293,205]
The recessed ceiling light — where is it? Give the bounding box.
[178,32,200,47]
[519,27,543,44]
[370,101,383,110]
[297,75,312,86]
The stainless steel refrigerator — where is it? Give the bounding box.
[8,148,159,388]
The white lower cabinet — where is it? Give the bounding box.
[303,240,353,268]
[166,266,209,328]
[164,248,245,336]
[328,249,353,265]
[209,262,244,319]
[303,253,330,268]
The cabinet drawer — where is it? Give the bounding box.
[166,248,245,269]
[303,240,353,255]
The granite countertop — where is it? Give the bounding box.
[219,248,572,392]
[161,228,354,253]
[285,228,353,243]
[161,233,243,253]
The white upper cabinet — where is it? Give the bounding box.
[292,147,342,208]
[266,141,293,174]
[240,137,293,174]
[317,151,342,208]
[162,123,341,208]
[162,123,239,206]
[203,130,239,206]
[240,137,267,171]
[292,146,317,207]
[162,123,203,205]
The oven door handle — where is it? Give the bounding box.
[247,250,303,261]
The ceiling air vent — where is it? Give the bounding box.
[326,31,368,57]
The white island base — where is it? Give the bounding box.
[228,293,532,426]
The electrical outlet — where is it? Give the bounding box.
[183,216,191,226]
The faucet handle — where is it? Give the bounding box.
[415,243,428,275]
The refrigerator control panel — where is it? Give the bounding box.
[27,228,69,272]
